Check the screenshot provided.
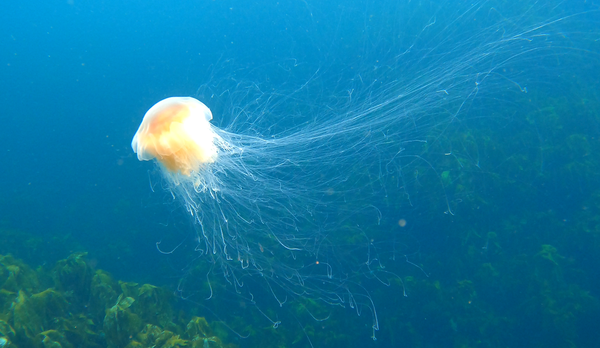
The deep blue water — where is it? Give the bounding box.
[1,1,600,347]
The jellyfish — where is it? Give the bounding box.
[130,1,596,340]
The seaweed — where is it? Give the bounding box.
[0,253,234,348]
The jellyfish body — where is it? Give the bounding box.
[131,97,218,176]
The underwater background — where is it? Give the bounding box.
[1,0,600,347]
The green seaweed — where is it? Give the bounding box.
[0,252,235,348]
[103,294,142,348]
[53,252,93,307]
[35,329,73,348]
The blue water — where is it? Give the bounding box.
[1,1,599,347]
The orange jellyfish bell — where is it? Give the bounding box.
[132,97,218,176]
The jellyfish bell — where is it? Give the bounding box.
[131,97,218,176]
